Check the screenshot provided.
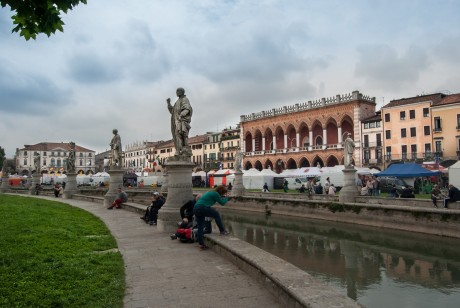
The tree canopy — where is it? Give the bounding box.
[1,0,87,40]
[0,146,5,164]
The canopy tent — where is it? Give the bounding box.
[422,162,448,173]
[375,163,438,178]
[214,169,235,175]
[93,172,110,177]
[243,168,261,176]
[259,168,278,176]
[242,168,273,190]
[449,161,460,187]
[292,167,322,178]
[192,170,206,177]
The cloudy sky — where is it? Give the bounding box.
[1,0,459,157]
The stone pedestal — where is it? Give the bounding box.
[0,176,9,193]
[160,171,169,193]
[63,173,78,199]
[157,157,194,233]
[339,167,359,203]
[231,171,245,197]
[29,174,41,195]
[104,167,124,208]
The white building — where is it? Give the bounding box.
[16,142,96,175]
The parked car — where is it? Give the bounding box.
[378,177,409,195]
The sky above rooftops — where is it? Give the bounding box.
[1,0,459,157]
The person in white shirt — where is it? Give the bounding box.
[328,184,336,195]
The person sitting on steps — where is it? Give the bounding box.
[107,187,128,209]
[140,191,165,225]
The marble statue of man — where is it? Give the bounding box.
[34,152,41,172]
[2,157,7,174]
[110,129,122,166]
[344,133,355,167]
[67,141,76,173]
[166,87,193,156]
[234,148,245,172]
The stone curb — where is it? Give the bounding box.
[205,234,360,308]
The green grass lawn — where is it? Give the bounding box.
[0,195,125,308]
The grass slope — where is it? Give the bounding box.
[0,195,125,308]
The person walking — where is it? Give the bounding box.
[283,179,289,193]
[193,185,231,250]
[262,182,270,192]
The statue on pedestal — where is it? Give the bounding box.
[166,87,193,157]
[33,152,41,172]
[234,148,245,172]
[110,129,122,166]
[344,133,355,167]
[1,157,7,175]
[67,141,76,173]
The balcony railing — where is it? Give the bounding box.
[242,142,354,157]
[362,141,382,148]
[362,158,383,165]
[384,152,443,162]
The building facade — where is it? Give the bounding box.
[361,111,383,170]
[381,93,445,166]
[240,91,376,172]
[16,142,96,175]
[220,125,241,170]
[431,93,460,161]
[124,141,148,172]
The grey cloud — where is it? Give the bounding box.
[432,35,460,64]
[66,20,171,85]
[121,20,171,82]
[0,62,69,114]
[354,44,429,90]
[182,19,327,84]
[67,53,121,84]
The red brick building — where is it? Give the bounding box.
[240,91,376,172]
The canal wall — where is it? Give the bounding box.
[226,194,460,239]
[18,187,460,238]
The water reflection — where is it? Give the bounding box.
[221,210,460,308]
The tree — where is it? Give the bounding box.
[1,0,87,40]
[0,146,5,165]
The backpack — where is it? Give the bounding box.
[176,228,194,243]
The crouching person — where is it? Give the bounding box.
[170,217,194,242]
[107,187,128,209]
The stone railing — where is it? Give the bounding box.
[241,90,375,122]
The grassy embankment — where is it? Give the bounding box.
[0,195,124,308]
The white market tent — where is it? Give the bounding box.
[90,172,110,186]
[243,168,277,190]
[449,161,460,187]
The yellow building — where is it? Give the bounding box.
[431,93,460,161]
[381,94,445,165]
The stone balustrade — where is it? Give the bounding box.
[241,90,375,122]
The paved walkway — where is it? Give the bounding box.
[31,196,280,308]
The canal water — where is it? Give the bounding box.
[220,210,460,308]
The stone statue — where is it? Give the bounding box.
[67,141,76,173]
[2,157,7,174]
[167,87,193,156]
[110,129,122,166]
[33,152,41,172]
[344,133,355,167]
[234,148,245,172]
